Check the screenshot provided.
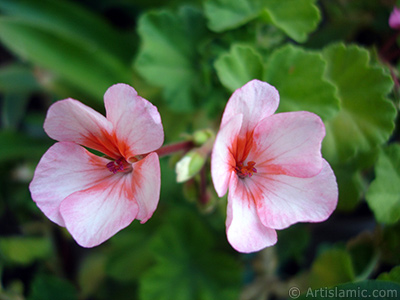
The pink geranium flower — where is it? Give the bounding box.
[211,80,338,253]
[389,7,400,29]
[29,84,164,247]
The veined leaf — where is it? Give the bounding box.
[135,7,207,112]
[322,43,396,164]
[139,209,241,300]
[264,44,339,120]
[309,248,355,289]
[28,274,78,300]
[260,0,321,43]
[214,44,264,92]
[105,222,156,282]
[366,144,400,224]
[204,0,321,42]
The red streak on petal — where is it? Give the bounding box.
[115,136,135,162]
[264,164,289,176]
[233,131,254,163]
[86,173,135,203]
[84,129,120,159]
[83,128,136,162]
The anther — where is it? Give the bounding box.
[235,161,257,179]
[106,158,125,174]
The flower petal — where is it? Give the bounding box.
[44,99,119,158]
[29,142,113,227]
[253,160,338,230]
[104,83,164,159]
[131,152,161,223]
[226,175,277,253]
[221,79,279,135]
[211,114,243,197]
[389,7,400,29]
[60,171,139,248]
[250,111,325,178]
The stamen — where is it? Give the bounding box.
[235,161,257,179]
[106,158,126,174]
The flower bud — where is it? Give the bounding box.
[175,149,206,183]
[193,129,214,146]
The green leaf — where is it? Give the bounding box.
[332,148,378,211]
[264,44,339,120]
[0,64,41,128]
[78,254,106,298]
[214,44,264,91]
[309,248,355,289]
[28,274,78,300]
[0,131,51,162]
[366,144,400,224]
[347,232,379,281]
[276,224,310,265]
[0,64,40,93]
[321,43,396,164]
[105,222,156,282]
[0,0,133,61]
[0,236,52,265]
[204,0,321,42]
[204,0,262,32]
[0,17,132,101]
[378,266,400,284]
[298,280,400,300]
[2,94,30,129]
[334,166,364,211]
[260,0,321,43]
[139,209,241,300]
[381,223,400,265]
[135,7,207,112]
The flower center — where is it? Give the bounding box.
[106,158,130,174]
[235,161,257,179]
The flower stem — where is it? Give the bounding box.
[155,140,195,158]
[199,167,209,206]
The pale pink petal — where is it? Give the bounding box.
[104,83,164,159]
[389,7,400,29]
[44,99,119,159]
[29,142,113,227]
[131,152,161,223]
[211,114,243,197]
[250,111,325,178]
[220,79,279,136]
[226,175,277,253]
[253,160,338,230]
[60,172,139,248]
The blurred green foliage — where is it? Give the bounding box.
[0,0,400,299]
